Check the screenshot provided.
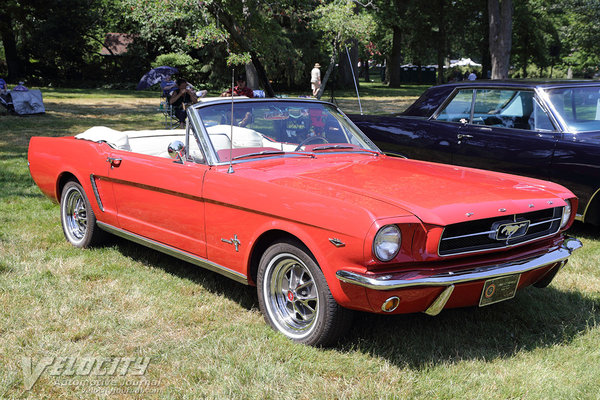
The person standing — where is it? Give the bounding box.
[311,63,321,97]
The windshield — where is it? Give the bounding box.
[545,86,600,132]
[195,101,379,162]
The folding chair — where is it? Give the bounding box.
[159,89,180,129]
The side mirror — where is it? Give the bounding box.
[168,140,186,163]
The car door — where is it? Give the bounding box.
[451,88,559,180]
[106,131,209,257]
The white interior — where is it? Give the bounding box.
[75,125,297,160]
[76,126,185,158]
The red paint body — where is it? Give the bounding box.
[28,133,578,315]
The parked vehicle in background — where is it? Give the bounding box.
[350,81,600,226]
[28,97,581,346]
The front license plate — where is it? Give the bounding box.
[479,275,520,307]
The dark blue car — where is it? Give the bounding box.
[351,81,600,225]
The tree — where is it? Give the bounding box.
[369,0,409,87]
[557,0,600,76]
[488,0,512,79]
[0,6,21,82]
[511,0,560,78]
[311,0,374,97]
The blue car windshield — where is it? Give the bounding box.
[195,101,379,163]
[545,86,600,132]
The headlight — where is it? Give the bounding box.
[373,225,401,262]
[560,200,572,229]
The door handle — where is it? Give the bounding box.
[457,134,473,140]
[106,157,122,168]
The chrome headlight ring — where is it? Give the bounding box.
[560,200,572,229]
[373,225,401,262]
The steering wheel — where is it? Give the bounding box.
[294,136,329,151]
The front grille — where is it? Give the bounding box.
[439,207,563,256]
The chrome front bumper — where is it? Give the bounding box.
[336,236,582,291]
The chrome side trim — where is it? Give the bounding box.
[96,222,248,284]
[89,174,104,212]
[424,285,455,316]
[336,236,582,290]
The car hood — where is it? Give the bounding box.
[234,154,573,226]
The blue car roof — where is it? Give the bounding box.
[435,80,600,90]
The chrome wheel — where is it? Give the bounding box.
[60,181,104,248]
[258,241,353,346]
[62,186,87,243]
[264,253,319,339]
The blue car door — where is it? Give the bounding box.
[451,88,559,180]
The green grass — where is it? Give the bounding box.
[1,87,599,399]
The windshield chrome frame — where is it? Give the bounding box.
[187,98,382,166]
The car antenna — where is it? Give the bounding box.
[227,68,235,174]
[346,45,363,115]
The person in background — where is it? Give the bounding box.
[0,79,7,95]
[467,71,477,81]
[221,74,254,98]
[160,74,177,96]
[170,79,199,128]
[311,63,321,97]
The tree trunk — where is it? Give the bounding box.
[436,0,446,85]
[0,10,22,82]
[202,1,275,97]
[250,52,275,97]
[363,59,370,82]
[245,62,259,90]
[388,26,402,88]
[488,0,512,79]
[337,41,359,89]
[480,0,491,79]
[316,43,338,100]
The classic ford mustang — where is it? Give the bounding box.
[350,80,600,226]
[28,98,582,345]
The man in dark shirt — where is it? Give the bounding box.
[221,74,254,98]
[170,79,198,128]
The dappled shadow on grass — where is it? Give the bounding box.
[105,238,258,310]
[339,284,599,369]
[44,101,159,115]
[101,233,598,369]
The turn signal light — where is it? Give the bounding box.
[381,296,400,312]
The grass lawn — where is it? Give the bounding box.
[1,85,599,399]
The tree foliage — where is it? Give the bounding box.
[2,0,600,86]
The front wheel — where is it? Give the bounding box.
[257,241,352,346]
[60,181,105,248]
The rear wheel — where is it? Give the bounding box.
[257,241,353,346]
[60,181,104,248]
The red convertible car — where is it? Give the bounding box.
[29,98,582,345]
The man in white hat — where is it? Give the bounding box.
[311,63,321,97]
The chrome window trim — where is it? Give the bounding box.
[431,85,565,134]
[536,86,596,133]
[187,107,219,165]
[430,88,475,123]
